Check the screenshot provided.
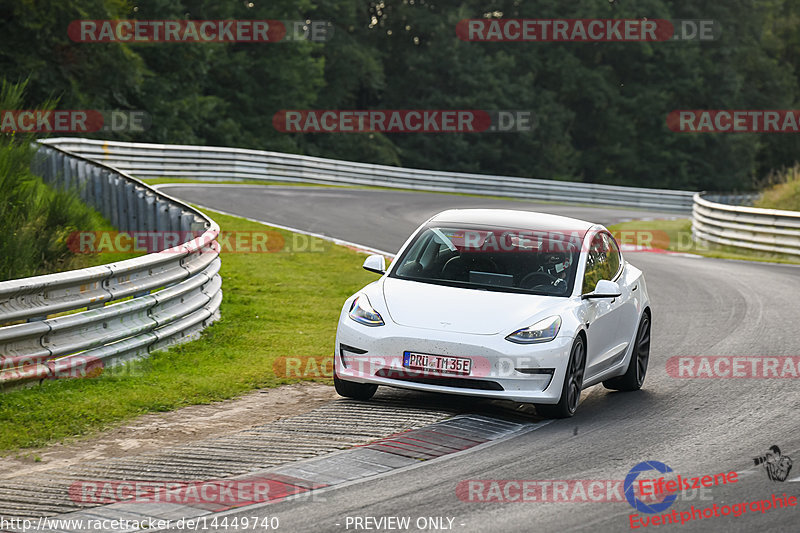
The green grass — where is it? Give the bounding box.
[607,218,800,264]
[0,209,377,452]
[754,164,800,212]
[0,79,132,282]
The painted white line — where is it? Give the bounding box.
[151,183,318,190]
[666,252,704,259]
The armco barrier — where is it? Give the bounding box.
[0,143,222,391]
[41,138,697,212]
[692,193,800,256]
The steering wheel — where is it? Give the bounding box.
[442,257,468,280]
[519,271,560,289]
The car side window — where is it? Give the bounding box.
[602,232,622,279]
[582,233,612,294]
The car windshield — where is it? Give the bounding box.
[389,225,581,296]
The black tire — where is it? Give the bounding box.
[334,372,378,400]
[535,336,586,419]
[603,311,651,391]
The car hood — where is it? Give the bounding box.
[381,277,564,335]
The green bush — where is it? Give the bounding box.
[755,164,800,212]
[0,80,111,281]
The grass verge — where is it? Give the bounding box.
[0,209,376,453]
[607,218,800,264]
[754,164,800,212]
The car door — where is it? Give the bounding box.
[581,232,629,377]
[605,232,640,347]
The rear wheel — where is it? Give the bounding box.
[334,372,378,400]
[535,336,586,419]
[603,312,650,391]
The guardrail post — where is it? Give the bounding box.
[48,149,58,185]
[168,205,182,233]
[117,179,129,232]
[70,158,79,192]
[136,190,148,233]
[190,216,206,234]
[179,213,192,234]
[101,170,113,223]
[76,161,88,203]
[61,154,70,190]
[144,194,156,233]
[109,175,120,229]
[92,167,103,212]
[125,183,137,231]
[156,199,170,233]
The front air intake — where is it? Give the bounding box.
[374,369,504,391]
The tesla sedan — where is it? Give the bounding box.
[334,209,651,418]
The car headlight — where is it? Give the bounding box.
[348,295,385,327]
[506,316,561,344]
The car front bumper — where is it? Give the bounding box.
[335,316,574,404]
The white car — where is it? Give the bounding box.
[334,209,651,418]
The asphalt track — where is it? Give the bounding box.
[154,185,681,253]
[160,184,800,533]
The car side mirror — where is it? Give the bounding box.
[582,279,622,300]
[362,254,386,275]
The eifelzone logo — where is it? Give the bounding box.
[624,461,677,514]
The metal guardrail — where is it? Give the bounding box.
[0,143,222,391]
[692,193,800,257]
[41,138,698,213]
[702,193,762,207]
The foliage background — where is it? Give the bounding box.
[3,0,800,191]
[0,80,119,280]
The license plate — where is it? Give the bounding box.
[403,352,472,375]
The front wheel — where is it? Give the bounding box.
[535,336,586,419]
[334,372,378,400]
[603,312,651,391]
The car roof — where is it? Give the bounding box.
[428,209,598,236]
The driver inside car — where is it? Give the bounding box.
[540,252,571,281]
[521,251,571,291]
